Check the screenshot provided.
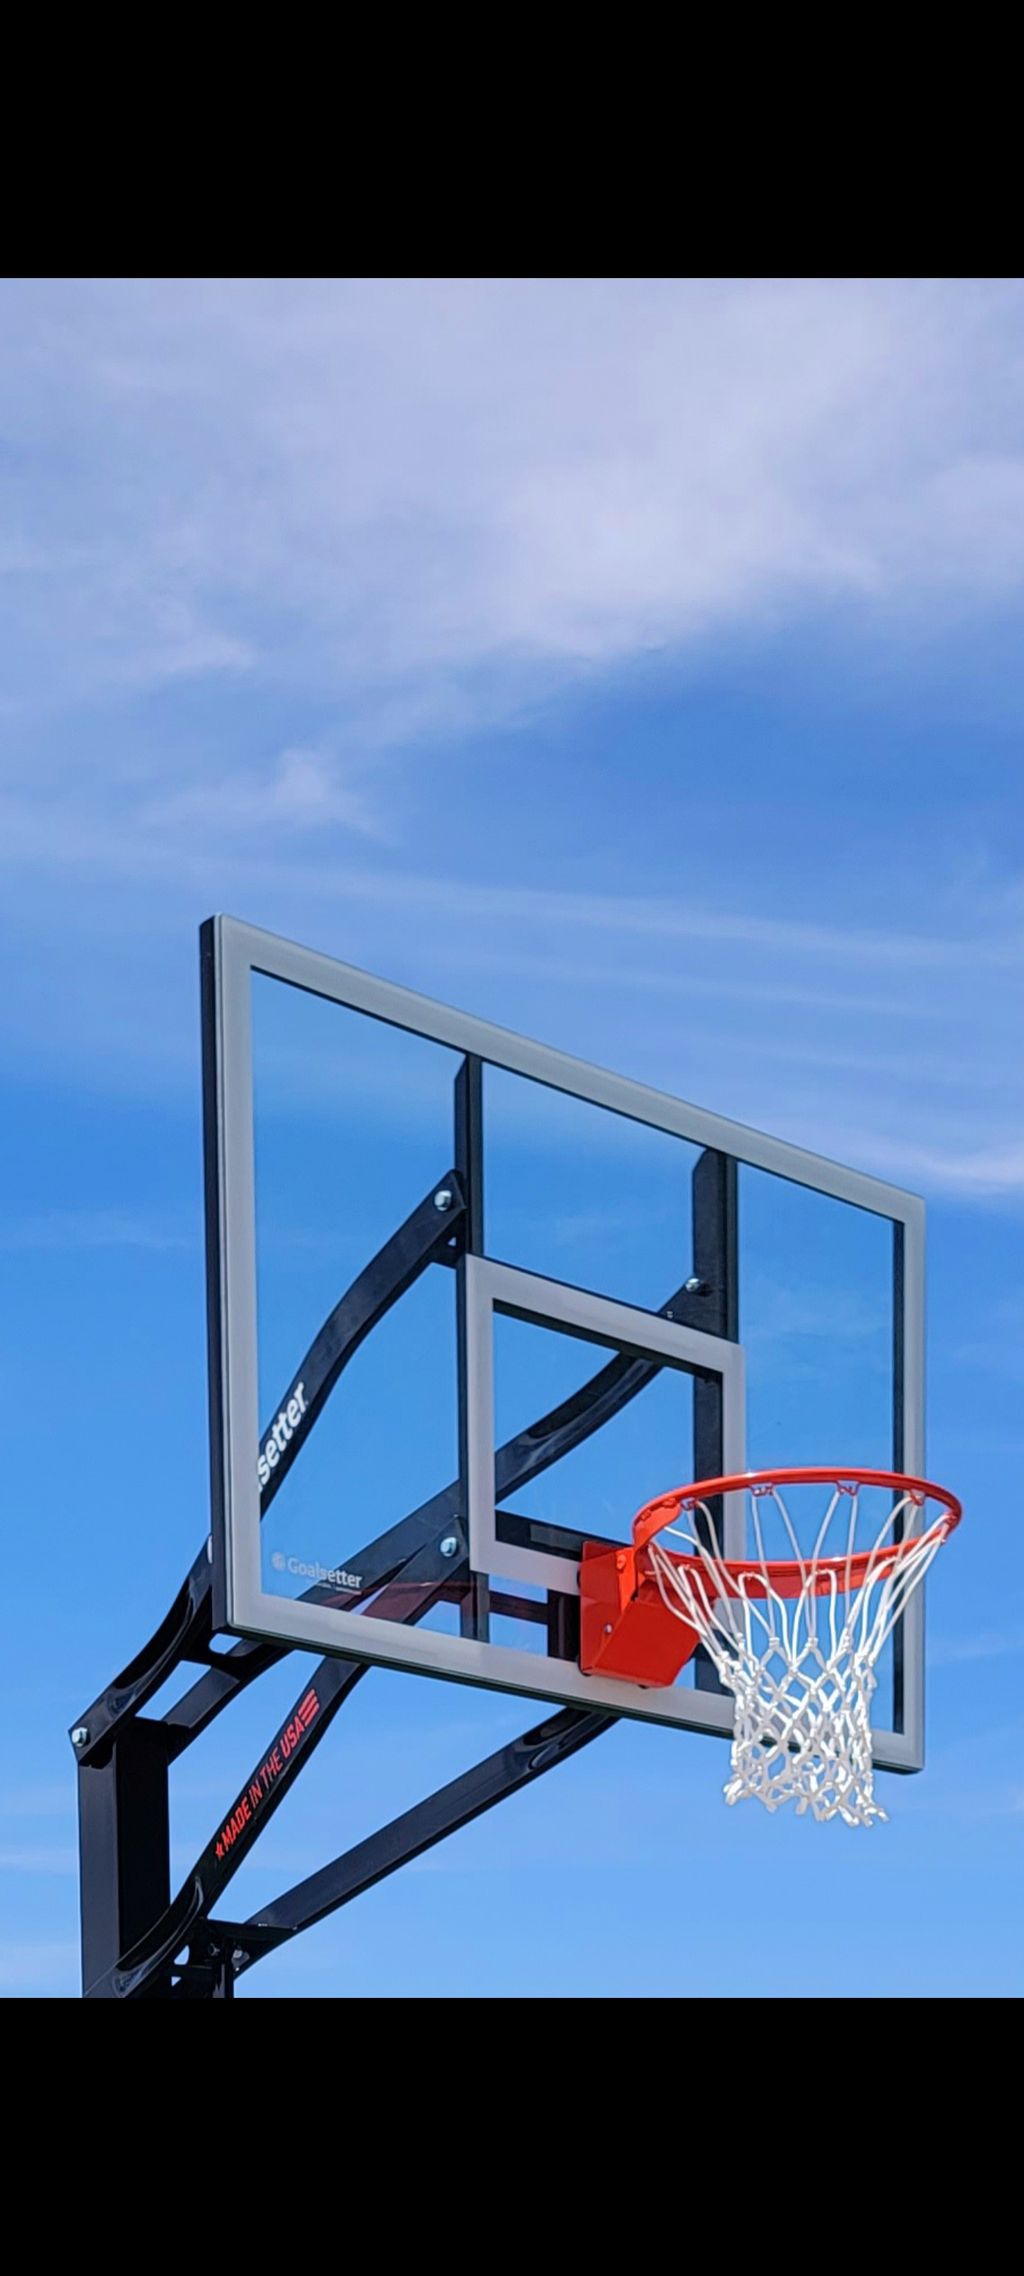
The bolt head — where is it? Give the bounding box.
[71,1727,89,1748]
[603,1623,614,1636]
[684,1276,704,1295]
[440,1534,459,1558]
[433,1188,453,1213]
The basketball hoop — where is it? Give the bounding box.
[580,1468,961,1828]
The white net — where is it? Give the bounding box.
[647,1480,951,1828]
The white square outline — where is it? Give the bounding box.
[465,1256,747,1594]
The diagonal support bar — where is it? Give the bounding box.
[86,1538,463,2000]
[72,1170,467,1764]
[76,1140,735,1998]
[221,1703,614,1979]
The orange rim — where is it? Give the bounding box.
[633,1466,961,1601]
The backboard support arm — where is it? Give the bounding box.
[75,1140,733,2000]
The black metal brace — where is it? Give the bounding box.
[197,1704,613,1996]
[75,1128,738,1998]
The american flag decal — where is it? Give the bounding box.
[209,1686,324,1869]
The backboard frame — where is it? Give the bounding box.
[204,913,926,1768]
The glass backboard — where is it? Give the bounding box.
[203,916,925,1769]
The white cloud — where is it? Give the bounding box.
[0,1846,77,1875]
[147,748,385,841]
[3,277,1024,725]
[931,1628,1024,1668]
[845,1138,1024,1197]
[0,790,1021,1201]
[1,279,1023,1213]
[0,1210,188,1253]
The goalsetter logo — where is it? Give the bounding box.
[259,1380,364,1591]
[257,1381,308,1488]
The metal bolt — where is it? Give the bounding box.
[433,1188,453,1212]
[684,1276,704,1294]
[603,1623,614,1635]
[71,1727,89,1748]
[440,1535,459,1558]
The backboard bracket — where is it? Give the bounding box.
[73,1119,746,1994]
[74,1144,641,1997]
[74,1479,616,1996]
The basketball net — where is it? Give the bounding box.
[645,1478,954,1828]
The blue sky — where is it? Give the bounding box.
[2,276,1023,1996]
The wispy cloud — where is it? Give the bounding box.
[1,814,1021,1201]
[0,1846,77,1875]
[147,748,385,842]
[899,1779,1024,1825]
[1,280,1023,1217]
[0,1210,189,1254]
[848,1139,1024,1198]
[0,794,1019,969]
[931,1628,1024,1668]
[4,279,1024,722]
